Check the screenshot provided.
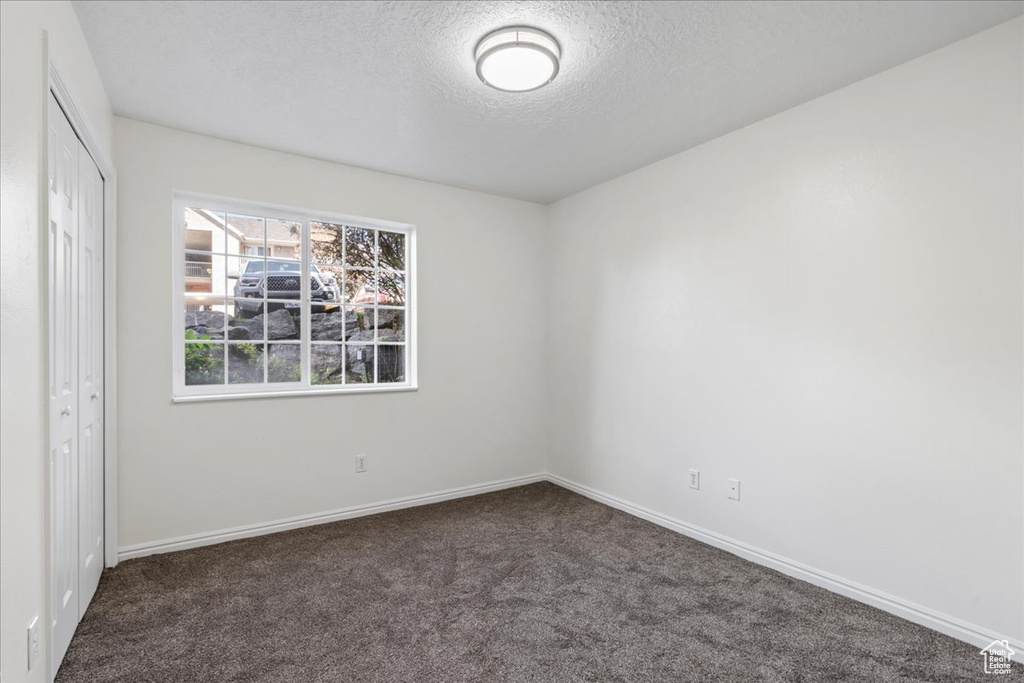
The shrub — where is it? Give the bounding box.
[184,329,223,384]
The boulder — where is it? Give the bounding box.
[267,344,301,383]
[349,307,372,330]
[248,309,297,340]
[208,326,246,340]
[269,344,301,362]
[378,329,404,342]
[311,344,344,383]
[243,318,265,340]
[310,311,354,341]
[226,343,264,384]
[347,329,375,343]
[185,310,224,330]
[376,309,402,328]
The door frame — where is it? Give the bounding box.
[45,42,118,679]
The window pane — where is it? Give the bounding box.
[311,344,345,385]
[345,344,374,384]
[268,343,301,383]
[310,222,344,265]
[378,272,405,306]
[253,307,300,340]
[345,226,376,268]
[184,208,227,253]
[227,300,263,341]
[226,214,265,257]
[377,345,405,383]
[184,252,226,296]
[226,255,258,300]
[228,294,263,323]
[267,218,301,260]
[313,265,342,309]
[377,309,405,342]
[345,306,375,342]
[232,256,266,301]
[260,260,303,308]
[344,269,375,304]
[227,342,265,384]
[184,341,224,385]
[184,302,225,340]
[378,231,405,271]
[310,309,348,341]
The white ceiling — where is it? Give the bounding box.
[73,1,1022,204]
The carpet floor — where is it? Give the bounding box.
[57,482,1009,682]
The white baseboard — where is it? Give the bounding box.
[117,472,546,561]
[546,473,1023,654]
[117,469,1020,655]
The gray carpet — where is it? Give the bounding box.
[57,482,1010,682]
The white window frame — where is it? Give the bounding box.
[172,192,417,402]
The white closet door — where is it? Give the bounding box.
[48,92,80,670]
[78,142,104,614]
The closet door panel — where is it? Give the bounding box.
[48,92,80,670]
[78,144,104,614]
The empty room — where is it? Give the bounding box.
[1,1,1022,681]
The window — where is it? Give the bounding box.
[173,194,415,400]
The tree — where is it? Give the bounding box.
[309,223,405,303]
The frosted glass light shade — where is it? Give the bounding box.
[475,27,560,92]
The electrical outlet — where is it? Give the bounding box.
[727,478,740,501]
[27,616,39,670]
[355,454,368,473]
[689,469,700,490]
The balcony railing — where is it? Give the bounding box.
[185,260,212,278]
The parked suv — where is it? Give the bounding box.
[233,260,341,315]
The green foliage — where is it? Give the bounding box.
[235,343,261,363]
[226,343,264,384]
[311,368,340,385]
[184,329,223,384]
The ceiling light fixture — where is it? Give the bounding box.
[475,26,560,92]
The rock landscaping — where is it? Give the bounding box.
[184,307,405,385]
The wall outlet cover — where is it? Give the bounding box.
[727,478,740,501]
[689,469,700,490]
[355,454,368,473]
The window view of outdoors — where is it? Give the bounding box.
[182,207,408,390]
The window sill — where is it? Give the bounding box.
[172,384,418,403]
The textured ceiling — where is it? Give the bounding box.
[73,1,1023,203]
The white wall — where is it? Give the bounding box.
[113,118,548,550]
[546,17,1023,645]
[0,2,113,681]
